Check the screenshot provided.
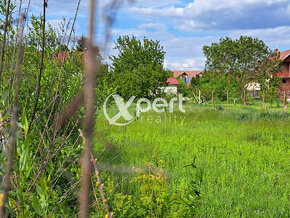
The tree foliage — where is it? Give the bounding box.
[202,36,282,92]
[177,77,190,97]
[109,35,170,99]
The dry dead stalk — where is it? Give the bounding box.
[79,129,112,218]
[68,0,82,45]
[150,176,157,218]
[29,0,47,131]
[78,0,101,216]
[90,178,101,210]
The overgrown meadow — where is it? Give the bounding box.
[92,104,290,217]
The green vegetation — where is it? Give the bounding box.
[108,35,170,100]
[177,77,190,97]
[192,36,282,94]
[91,104,290,217]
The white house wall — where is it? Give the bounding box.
[164,85,178,94]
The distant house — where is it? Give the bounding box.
[244,49,290,96]
[246,82,260,97]
[278,49,290,91]
[172,71,203,84]
[164,78,179,94]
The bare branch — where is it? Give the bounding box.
[79,129,112,218]
[29,0,47,132]
[78,0,98,216]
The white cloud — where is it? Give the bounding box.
[139,23,167,31]
[111,28,146,37]
[129,0,290,31]
[112,22,171,40]
[287,4,290,13]
[126,0,181,8]
[230,26,290,49]
[130,0,289,16]
[164,57,206,71]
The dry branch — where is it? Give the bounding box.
[68,0,82,46]
[78,0,98,215]
[79,129,112,218]
[29,0,47,131]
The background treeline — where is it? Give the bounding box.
[180,36,282,102]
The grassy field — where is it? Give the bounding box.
[93,103,289,217]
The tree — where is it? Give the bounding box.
[197,70,235,100]
[177,77,190,97]
[202,36,281,93]
[190,74,202,90]
[254,51,282,92]
[95,63,118,107]
[110,35,170,99]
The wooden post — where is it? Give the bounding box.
[212,90,214,105]
[198,90,201,104]
[226,90,229,106]
[262,90,265,112]
[243,90,246,107]
[283,90,286,113]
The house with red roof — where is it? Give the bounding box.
[278,49,290,91]
[232,50,290,95]
[173,71,203,84]
[164,77,179,94]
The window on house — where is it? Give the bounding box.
[288,63,290,71]
[282,79,286,83]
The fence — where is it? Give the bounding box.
[191,90,290,112]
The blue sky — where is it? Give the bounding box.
[22,0,290,70]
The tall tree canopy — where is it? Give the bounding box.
[109,35,170,99]
[202,36,281,92]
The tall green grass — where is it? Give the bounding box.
[93,104,289,217]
